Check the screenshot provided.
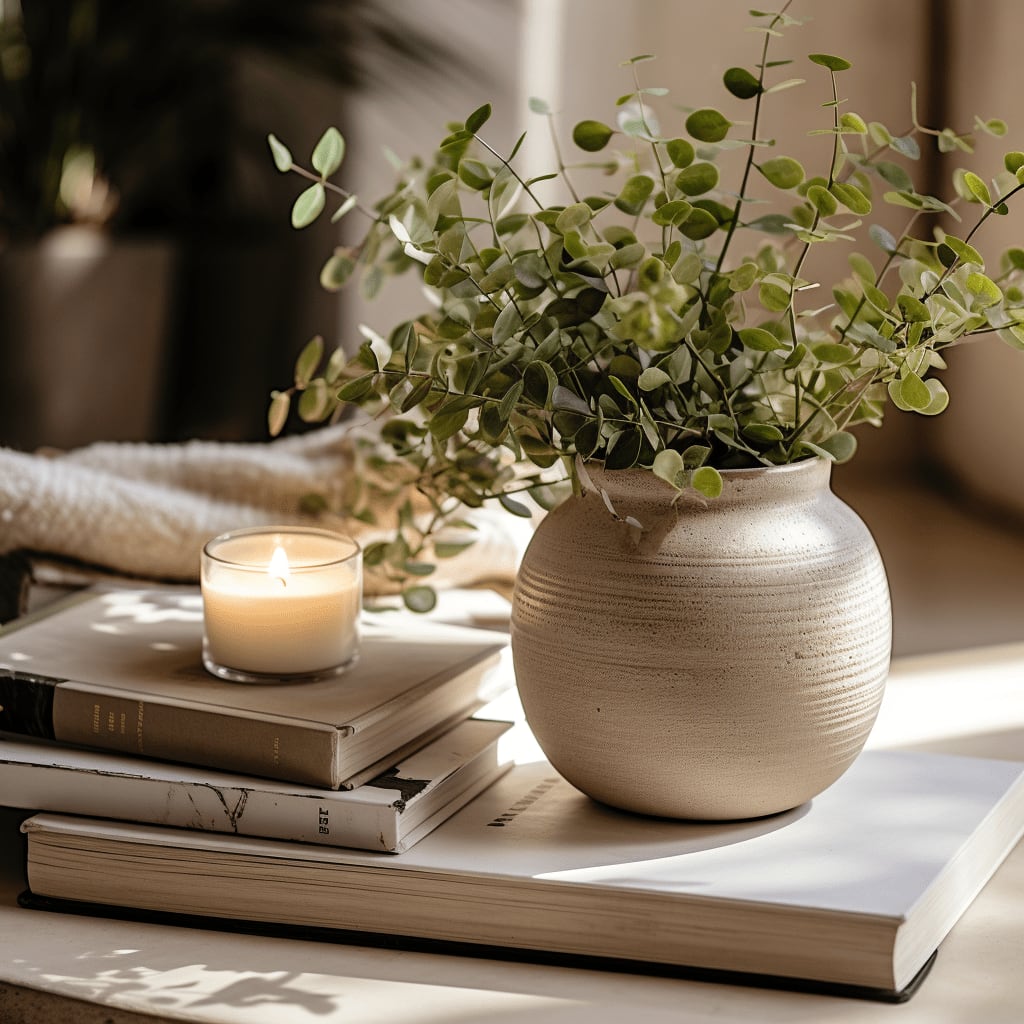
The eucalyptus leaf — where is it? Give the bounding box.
[685,108,732,143]
[573,120,614,151]
[465,103,492,133]
[963,171,992,206]
[267,391,290,437]
[267,134,293,173]
[723,66,762,99]
[758,156,804,190]
[808,53,852,71]
[291,183,325,228]
[311,127,345,178]
[652,448,685,488]
[691,466,723,498]
[403,586,438,613]
[294,335,324,387]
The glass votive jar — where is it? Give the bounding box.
[200,525,362,683]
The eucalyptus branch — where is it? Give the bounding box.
[715,0,794,273]
[266,14,1024,604]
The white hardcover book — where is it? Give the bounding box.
[1,718,512,852]
[19,749,1024,998]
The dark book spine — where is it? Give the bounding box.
[0,671,57,739]
[51,686,341,787]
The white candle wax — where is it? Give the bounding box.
[201,528,361,680]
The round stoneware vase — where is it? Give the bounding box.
[511,458,892,820]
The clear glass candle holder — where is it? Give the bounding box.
[200,526,362,683]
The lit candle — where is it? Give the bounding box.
[200,526,362,682]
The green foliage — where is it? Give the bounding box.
[267,9,1024,606]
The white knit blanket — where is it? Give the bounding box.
[0,425,530,591]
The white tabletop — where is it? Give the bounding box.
[2,642,1023,1024]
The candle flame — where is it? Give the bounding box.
[268,545,290,588]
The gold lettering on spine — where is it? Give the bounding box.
[273,736,280,765]
[91,704,100,734]
[135,702,145,752]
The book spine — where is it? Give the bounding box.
[4,758,397,850]
[1,680,341,788]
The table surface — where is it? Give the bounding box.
[2,641,1023,1024]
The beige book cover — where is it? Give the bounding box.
[0,588,510,787]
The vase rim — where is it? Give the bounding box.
[579,455,832,505]
[579,455,829,479]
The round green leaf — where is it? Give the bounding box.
[556,202,593,233]
[678,208,718,240]
[758,156,805,190]
[403,586,438,613]
[966,272,1003,307]
[840,112,868,134]
[665,138,696,168]
[811,342,853,364]
[728,262,759,292]
[291,183,325,228]
[638,367,672,391]
[529,96,551,115]
[739,327,785,351]
[573,120,614,152]
[874,161,913,192]
[759,282,791,312]
[692,466,723,498]
[809,53,852,71]
[1004,151,1024,174]
[819,431,858,462]
[829,181,872,215]
[920,378,949,416]
[614,174,655,215]
[896,294,930,322]
[652,448,685,489]
[806,184,838,216]
[676,162,719,196]
[742,423,785,444]
[723,66,762,99]
[894,371,931,411]
[685,108,732,143]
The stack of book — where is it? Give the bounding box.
[3,586,1024,1003]
[0,586,516,852]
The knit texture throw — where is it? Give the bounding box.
[0,425,531,591]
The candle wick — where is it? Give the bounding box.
[274,576,287,589]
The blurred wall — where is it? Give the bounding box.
[931,0,1024,520]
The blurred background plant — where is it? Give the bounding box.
[0,0,439,238]
[0,0,454,447]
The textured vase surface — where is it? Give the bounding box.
[511,458,892,820]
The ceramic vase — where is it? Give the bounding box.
[511,458,891,820]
